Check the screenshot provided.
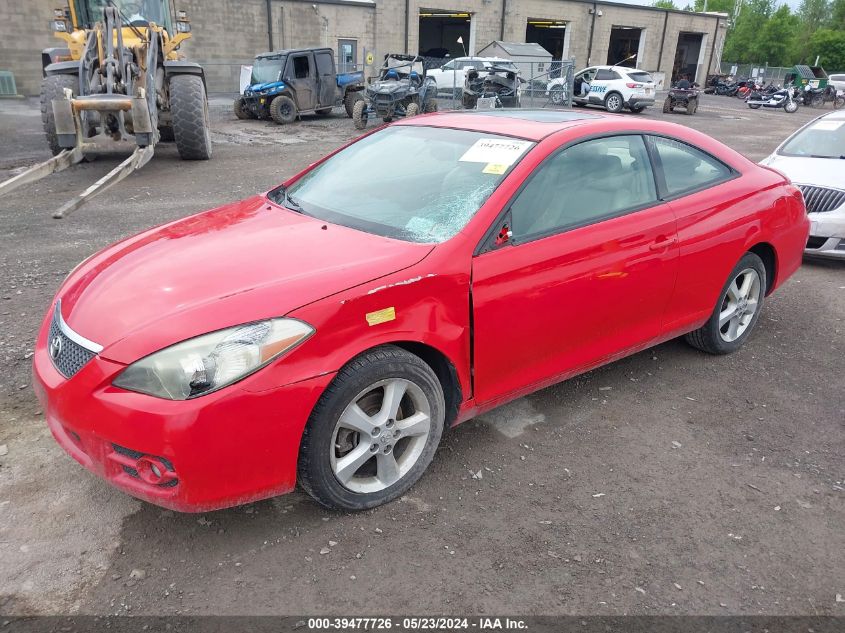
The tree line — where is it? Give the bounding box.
[652,0,845,70]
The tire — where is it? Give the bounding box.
[169,74,212,160]
[685,101,695,115]
[784,100,799,113]
[270,95,297,124]
[352,98,367,130]
[344,91,363,118]
[406,102,420,117]
[233,96,254,120]
[297,345,445,511]
[604,92,624,113]
[550,86,566,105]
[462,93,477,110]
[316,107,332,116]
[424,99,438,113]
[662,97,672,113]
[810,95,824,108]
[834,95,845,109]
[684,252,766,355]
[748,103,762,109]
[40,74,78,155]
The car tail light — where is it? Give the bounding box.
[626,83,643,89]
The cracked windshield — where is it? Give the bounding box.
[282,126,534,243]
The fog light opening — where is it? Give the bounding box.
[135,456,171,485]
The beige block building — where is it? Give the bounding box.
[0,0,727,96]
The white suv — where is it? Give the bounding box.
[427,57,517,95]
[568,65,656,113]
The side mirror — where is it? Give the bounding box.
[495,223,513,246]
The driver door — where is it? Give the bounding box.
[285,53,316,111]
[471,134,679,405]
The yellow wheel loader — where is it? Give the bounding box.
[0,0,211,218]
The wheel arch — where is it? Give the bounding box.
[391,341,462,430]
[747,242,777,295]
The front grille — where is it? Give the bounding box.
[797,185,845,214]
[806,236,827,249]
[48,314,95,378]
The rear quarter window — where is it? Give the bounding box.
[627,72,653,83]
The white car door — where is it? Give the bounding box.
[432,60,459,92]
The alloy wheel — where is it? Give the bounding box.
[718,268,761,342]
[330,378,432,494]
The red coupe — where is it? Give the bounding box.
[33,111,808,512]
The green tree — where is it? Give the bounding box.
[808,27,845,68]
[831,0,845,28]
[652,0,678,8]
[796,0,832,59]
[723,0,775,62]
[753,5,799,66]
[692,0,736,16]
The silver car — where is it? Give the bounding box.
[761,110,845,259]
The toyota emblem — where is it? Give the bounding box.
[49,335,63,360]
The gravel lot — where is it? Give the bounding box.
[0,94,842,617]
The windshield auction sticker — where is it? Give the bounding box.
[459,138,532,166]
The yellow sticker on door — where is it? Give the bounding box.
[366,307,396,326]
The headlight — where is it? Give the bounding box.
[113,318,314,400]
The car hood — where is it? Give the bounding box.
[763,154,845,189]
[246,80,285,94]
[58,196,434,363]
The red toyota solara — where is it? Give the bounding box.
[33,110,808,512]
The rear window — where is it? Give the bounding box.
[627,71,653,83]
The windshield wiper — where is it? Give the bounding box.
[269,185,305,213]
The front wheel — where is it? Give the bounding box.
[170,74,212,160]
[297,346,445,511]
[835,95,845,109]
[748,103,762,109]
[684,252,766,355]
[604,92,624,113]
[550,85,566,105]
[270,95,297,124]
[40,74,79,155]
[405,102,420,117]
[662,97,672,113]
[352,98,367,130]
[233,96,255,120]
[784,100,799,113]
[344,91,364,117]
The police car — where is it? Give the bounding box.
[571,65,656,113]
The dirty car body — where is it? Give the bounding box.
[33,110,808,512]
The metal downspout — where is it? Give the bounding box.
[266,0,273,50]
[404,0,410,54]
[657,11,668,73]
[586,3,597,66]
[500,0,508,41]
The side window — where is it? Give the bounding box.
[293,56,310,79]
[594,69,619,81]
[650,136,732,196]
[510,135,658,241]
[442,60,456,71]
[315,52,333,76]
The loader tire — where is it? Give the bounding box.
[270,95,297,124]
[170,74,212,160]
[41,74,78,156]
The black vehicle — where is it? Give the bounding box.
[353,54,437,129]
[461,65,521,109]
[746,86,800,113]
[662,82,700,115]
[800,84,827,107]
[235,48,364,124]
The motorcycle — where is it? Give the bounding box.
[801,84,826,107]
[746,86,800,113]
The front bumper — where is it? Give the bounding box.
[805,209,845,259]
[32,324,335,512]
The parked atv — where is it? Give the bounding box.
[462,66,521,109]
[235,47,364,124]
[663,83,700,115]
[353,54,437,130]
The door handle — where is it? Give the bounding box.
[649,236,677,251]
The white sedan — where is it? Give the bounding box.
[761,110,845,259]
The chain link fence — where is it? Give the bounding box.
[716,62,792,86]
[199,59,576,112]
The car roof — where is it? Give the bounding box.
[395,110,751,168]
[585,65,650,73]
